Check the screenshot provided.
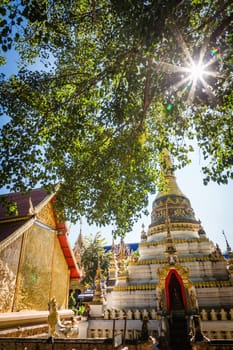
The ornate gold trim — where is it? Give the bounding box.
[0,216,30,223]
[148,222,200,235]
[140,237,208,247]
[113,280,233,291]
[129,255,225,266]
[194,280,233,288]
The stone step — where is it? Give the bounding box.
[0,324,48,338]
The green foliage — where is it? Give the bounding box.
[79,232,110,289]
[132,249,140,262]
[77,304,85,316]
[68,290,77,313]
[0,0,233,236]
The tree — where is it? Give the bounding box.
[0,0,232,237]
[79,232,110,290]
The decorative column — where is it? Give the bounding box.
[89,257,105,318]
[107,239,118,288]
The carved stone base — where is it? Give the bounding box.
[89,304,104,318]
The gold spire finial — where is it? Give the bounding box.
[77,219,84,247]
[28,196,35,215]
[161,149,173,171]
[156,151,185,199]
[222,230,232,256]
[141,223,147,241]
[222,231,233,278]
[112,238,115,251]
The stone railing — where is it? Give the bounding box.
[103,308,160,320]
[88,326,152,340]
[87,308,161,340]
[199,308,233,340]
[200,308,233,321]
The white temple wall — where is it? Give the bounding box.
[148,230,199,243]
[128,260,228,285]
[176,241,214,256]
[180,261,229,281]
[110,290,157,309]
[127,264,158,282]
[139,245,167,259]
[139,239,216,261]
[196,287,233,308]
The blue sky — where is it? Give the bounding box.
[1,50,233,253]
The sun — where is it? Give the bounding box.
[182,54,218,103]
[189,61,206,82]
[156,36,219,105]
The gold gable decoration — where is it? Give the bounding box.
[36,202,57,229]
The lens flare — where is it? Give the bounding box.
[166,103,173,111]
[210,47,218,57]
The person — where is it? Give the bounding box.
[150,336,159,350]
[158,332,171,350]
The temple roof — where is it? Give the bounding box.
[0,188,80,279]
[0,188,49,242]
[0,188,48,221]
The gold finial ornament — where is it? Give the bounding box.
[92,257,104,304]
[141,223,147,241]
[222,231,233,278]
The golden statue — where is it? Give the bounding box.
[48,297,79,338]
